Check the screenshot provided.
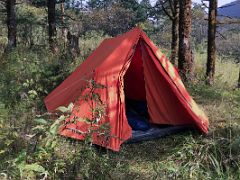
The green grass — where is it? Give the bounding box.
[52,54,240,179]
[104,54,240,179]
[194,51,239,88]
[0,48,240,179]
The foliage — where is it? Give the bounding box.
[119,0,148,24]
[0,44,240,179]
[217,31,240,62]
[16,3,47,46]
[82,2,136,36]
[0,77,114,179]
[191,3,208,45]
[0,46,74,109]
[0,1,240,179]
[79,30,109,58]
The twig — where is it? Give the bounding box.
[201,0,209,8]
[216,31,226,39]
[161,1,174,21]
[168,0,174,15]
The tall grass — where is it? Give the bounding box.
[111,51,240,179]
[194,51,239,88]
[0,38,240,179]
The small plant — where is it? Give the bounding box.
[0,78,113,179]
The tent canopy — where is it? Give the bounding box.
[45,27,209,151]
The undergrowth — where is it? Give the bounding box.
[0,41,240,179]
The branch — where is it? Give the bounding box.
[201,0,209,8]
[161,3,173,20]
[169,0,174,14]
[157,0,168,8]
[216,30,226,39]
[56,14,76,21]
[15,2,25,5]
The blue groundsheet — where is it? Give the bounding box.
[126,99,190,143]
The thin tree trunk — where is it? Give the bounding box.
[6,0,17,50]
[61,2,68,45]
[206,0,217,85]
[178,0,194,81]
[47,0,58,53]
[170,0,179,65]
[67,31,80,58]
[238,65,240,88]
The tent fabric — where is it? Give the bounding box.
[124,43,146,101]
[44,27,209,151]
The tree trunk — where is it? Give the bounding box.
[206,0,217,85]
[6,0,17,50]
[170,0,179,65]
[178,0,194,81]
[61,2,68,44]
[47,0,58,53]
[67,31,80,58]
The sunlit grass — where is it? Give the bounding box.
[194,51,239,88]
[111,52,240,179]
[0,42,239,179]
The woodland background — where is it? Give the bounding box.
[0,0,240,179]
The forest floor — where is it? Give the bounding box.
[105,53,240,179]
[0,52,240,179]
[110,84,240,179]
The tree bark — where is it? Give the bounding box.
[6,0,17,50]
[47,0,58,53]
[170,0,179,65]
[206,0,217,85]
[61,2,68,44]
[67,31,80,58]
[178,0,194,81]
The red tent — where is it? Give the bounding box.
[45,27,209,151]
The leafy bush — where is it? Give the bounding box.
[0,30,115,178]
[0,45,76,109]
[0,77,115,179]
